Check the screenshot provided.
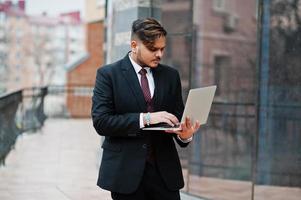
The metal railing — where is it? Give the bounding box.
[0,85,93,165]
[0,90,22,165]
[178,102,256,180]
[0,87,47,165]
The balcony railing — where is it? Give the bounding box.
[0,90,22,165]
[0,85,93,165]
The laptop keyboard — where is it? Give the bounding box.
[149,122,180,128]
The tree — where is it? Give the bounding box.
[270,0,301,87]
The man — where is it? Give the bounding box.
[92,18,200,200]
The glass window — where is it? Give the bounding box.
[214,55,231,97]
[255,1,301,199]
[213,0,225,12]
[103,0,301,199]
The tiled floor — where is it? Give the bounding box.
[1,118,300,200]
[185,175,301,200]
[0,119,111,200]
[0,118,204,200]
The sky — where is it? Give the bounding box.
[24,0,85,17]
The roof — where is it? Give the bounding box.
[65,52,90,72]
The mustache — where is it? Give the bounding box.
[153,57,161,61]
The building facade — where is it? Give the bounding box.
[0,0,85,92]
[66,0,105,117]
[3,0,32,92]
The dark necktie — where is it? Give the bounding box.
[139,68,155,164]
[139,68,153,112]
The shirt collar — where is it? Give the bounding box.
[128,52,151,75]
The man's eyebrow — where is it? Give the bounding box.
[149,46,165,50]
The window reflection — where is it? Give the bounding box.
[105,0,301,199]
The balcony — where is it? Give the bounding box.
[0,118,111,199]
[0,86,300,200]
[0,86,110,199]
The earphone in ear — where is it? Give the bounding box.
[132,47,138,54]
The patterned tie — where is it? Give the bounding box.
[139,68,155,164]
[139,68,153,112]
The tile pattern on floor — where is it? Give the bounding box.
[0,119,111,200]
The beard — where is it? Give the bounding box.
[136,51,160,68]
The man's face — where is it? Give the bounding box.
[131,36,166,68]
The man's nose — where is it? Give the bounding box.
[155,50,163,58]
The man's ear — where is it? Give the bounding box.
[131,40,138,53]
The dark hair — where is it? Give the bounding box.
[131,18,167,47]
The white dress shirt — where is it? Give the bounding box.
[129,54,155,128]
[128,54,192,143]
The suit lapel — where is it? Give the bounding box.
[152,66,164,111]
[121,55,146,111]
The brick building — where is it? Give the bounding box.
[66,0,105,117]
[0,0,85,93]
[160,0,257,102]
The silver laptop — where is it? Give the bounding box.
[142,85,216,131]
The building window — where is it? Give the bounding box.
[96,0,105,8]
[16,52,21,59]
[0,13,6,23]
[15,76,20,83]
[213,0,225,12]
[214,55,231,96]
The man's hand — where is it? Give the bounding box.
[166,117,200,140]
[144,111,179,126]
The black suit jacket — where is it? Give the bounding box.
[91,54,188,194]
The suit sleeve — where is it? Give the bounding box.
[91,68,141,137]
[173,71,190,148]
[173,71,184,122]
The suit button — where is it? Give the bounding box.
[142,144,147,149]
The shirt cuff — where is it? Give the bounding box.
[139,113,145,128]
[177,135,193,143]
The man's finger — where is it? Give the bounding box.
[180,123,187,132]
[165,113,179,124]
[163,118,174,127]
[186,116,191,128]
